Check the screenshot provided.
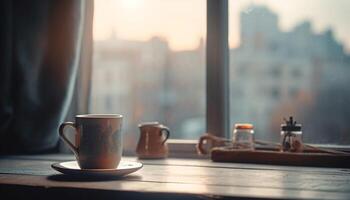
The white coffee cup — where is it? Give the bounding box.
[59,114,123,169]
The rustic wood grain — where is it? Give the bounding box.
[1,155,350,199]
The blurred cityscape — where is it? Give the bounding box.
[91,5,350,149]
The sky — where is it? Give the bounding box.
[93,0,350,52]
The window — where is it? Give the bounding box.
[90,0,350,157]
[270,87,280,100]
[91,0,206,152]
[291,68,302,79]
[270,65,282,78]
[229,0,350,145]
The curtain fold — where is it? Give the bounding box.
[0,0,93,154]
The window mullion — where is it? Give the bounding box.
[206,0,229,138]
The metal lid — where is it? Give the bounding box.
[281,116,302,131]
[281,124,302,131]
[234,123,254,130]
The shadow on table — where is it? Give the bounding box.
[47,174,142,182]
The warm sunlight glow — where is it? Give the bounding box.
[93,0,205,51]
[120,0,144,10]
[94,0,350,52]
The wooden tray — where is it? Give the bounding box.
[211,147,350,168]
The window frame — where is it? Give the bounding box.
[206,0,230,138]
[82,0,350,158]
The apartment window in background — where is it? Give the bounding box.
[91,0,206,152]
[229,0,350,145]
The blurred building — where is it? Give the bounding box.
[91,33,205,151]
[230,5,350,142]
[91,5,350,145]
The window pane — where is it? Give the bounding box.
[229,0,350,144]
[91,0,206,151]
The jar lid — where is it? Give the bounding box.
[281,124,301,131]
[281,116,302,131]
[234,123,254,130]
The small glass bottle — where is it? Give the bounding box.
[280,117,303,152]
[233,123,255,150]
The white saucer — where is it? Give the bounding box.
[52,161,143,177]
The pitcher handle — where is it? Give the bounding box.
[160,126,170,145]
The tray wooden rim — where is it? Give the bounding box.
[211,147,350,168]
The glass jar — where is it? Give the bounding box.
[232,123,255,150]
[280,117,303,152]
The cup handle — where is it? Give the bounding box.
[160,126,170,145]
[197,134,212,155]
[197,133,229,155]
[59,122,79,155]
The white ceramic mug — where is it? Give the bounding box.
[59,114,123,169]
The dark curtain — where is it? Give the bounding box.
[0,0,93,154]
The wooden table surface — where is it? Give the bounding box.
[0,154,350,200]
